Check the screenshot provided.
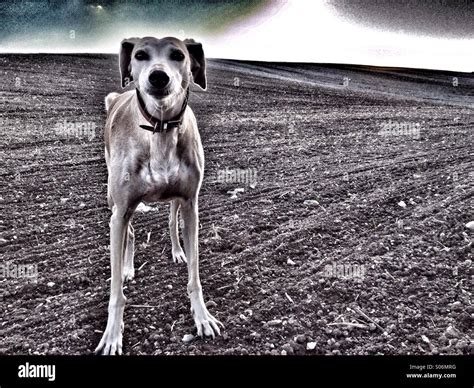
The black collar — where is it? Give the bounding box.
[136,88,189,133]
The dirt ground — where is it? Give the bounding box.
[0,54,473,355]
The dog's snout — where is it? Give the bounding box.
[149,70,170,89]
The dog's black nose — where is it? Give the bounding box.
[149,70,170,89]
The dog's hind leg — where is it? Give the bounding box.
[107,178,114,210]
[123,223,135,281]
[105,148,114,210]
[169,199,187,264]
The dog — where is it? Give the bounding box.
[95,36,222,355]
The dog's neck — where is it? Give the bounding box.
[136,87,189,134]
[139,88,188,122]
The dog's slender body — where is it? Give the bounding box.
[95,37,222,355]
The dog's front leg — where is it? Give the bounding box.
[95,206,130,355]
[181,197,223,337]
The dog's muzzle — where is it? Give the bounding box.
[149,70,170,89]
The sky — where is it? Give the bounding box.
[0,0,473,72]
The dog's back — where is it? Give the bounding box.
[105,92,120,112]
[103,91,137,156]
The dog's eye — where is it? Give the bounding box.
[135,51,149,61]
[170,50,184,61]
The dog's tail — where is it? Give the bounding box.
[105,92,120,112]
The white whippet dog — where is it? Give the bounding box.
[95,36,222,355]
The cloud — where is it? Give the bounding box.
[327,0,474,39]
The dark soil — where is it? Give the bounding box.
[0,54,473,355]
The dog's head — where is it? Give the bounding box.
[119,36,206,103]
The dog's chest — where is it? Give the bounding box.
[136,137,190,202]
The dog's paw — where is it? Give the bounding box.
[192,307,224,338]
[172,247,187,264]
[122,265,135,282]
[95,325,123,355]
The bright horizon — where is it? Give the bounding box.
[1,1,473,72]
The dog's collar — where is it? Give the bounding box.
[136,88,189,133]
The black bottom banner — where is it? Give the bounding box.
[0,355,471,387]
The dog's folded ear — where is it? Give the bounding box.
[184,39,207,90]
[120,38,139,88]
